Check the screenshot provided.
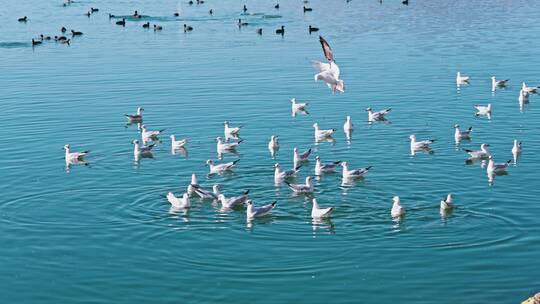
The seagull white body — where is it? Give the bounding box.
[187,174,199,196]
[311,198,333,219]
[454,125,472,141]
[410,134,435,150]
[464,143,491,159]
[487,156,511,173]
[246,200,276,219]
[522,82,538,93]
[206,159,239,174]
[64,144,89,161]
[274,163,300,181]
[286,176,314,193]
[519,89,530,104]
[132,140,154,158]
[218,190,250,208]
[313,61,344,94]
[170,135,188,148]
[291,98,308,112]
[216,137,242,153]
[440,193,453,211]
[475,104,492,116]
[293,147,312,168]
[491,76,509,90]
[456,72,469,84]
[391,196,405,218]
[194,184,221,200]
[167,192,191,209]
[366,107,391,121]
[512,140,522,155]
[341,161,371,179]
[125,107,144,122]
[268,135,279,151]
[141,125,165,142]
[343,116,353,132]
[315,156,340,175]
[224,121,241,136]
[313,123,335,139]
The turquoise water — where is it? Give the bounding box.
[1,0,540,302]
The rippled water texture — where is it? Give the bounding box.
[1,0,540,303]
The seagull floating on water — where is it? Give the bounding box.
[474,104,492,118]
[274,163,300,182]
[487,156,511,173]
[440,193,453,211]
[291,98,308,112]
[218,190,249,208]
[125,107,143,123]
[64,144,89,161]
[193,184,221,200]
[315,156,340,175]
[491,76,509,91]
[391,196,405,218]
[366,107,391,122]
[518,89,530,104]
[167,192,191,209]
[206,159,239,174]
[224,121,242,137]
[313,123,335,140]
[343,116,353,132]
[293,147,312,168]
[454,124,472,142]
[132,139,154,159]
[311,198,333,219]
[141,125,165,142]
[268,135,279,157]
[464,143,490,159]
[246,200,276,219]
[522,82,539,94]
[456,72,469,84]
[170,135,188,148]
[341,161,371,179]
[216,136,242,153]
[410,134,435,151]
[285,176,314,194]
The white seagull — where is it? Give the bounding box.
[366,107,391,121]
[125,107,143,122]
[313,123,335,140]
[512,140,522,155]
[166,192,191,209]
[487,156,511,173]
[456,72,470,84]
[216,137,242,153]
[391,196,405,218]
[141,124,165,142]
[311,198,334,219]
[491,76,509,90]
[312,36,345,94]
[343,116,353,132]
[170,135,188,148]
[315,156,340,175]
[285,176,314,194]
[223,121,242,136]
[519,89,530,104]
[454,124,472,142]
[341,161,371,179]
[440,193,453,211]
[293,147,312,168]
[410,134,435,150]
[522,82,538,93]
[274,163,300,181]
[464,143,490,159]
[132,139,154,158]
[268,135,279,151]
[64,144,89,161]
[218,190,250,208]
[206,159,240,174]
[246,200,276,219]
[291,98,309,113]
[193,184,221,200]
[474,104,492,117]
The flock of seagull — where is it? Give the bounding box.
[55,1,535,224]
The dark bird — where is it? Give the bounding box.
[275,3,279,9]
[197,0,204,4]
[189,0,194,5]
[402,0,408,5]
[116,18,126,26]
[90,7,99,12]
[40,34,51,40]
[31,39,42,46]
[18,16,27,22]
[243,5,247,12]
[85,11,91,17]
[71,30,83,36]
[61,26,67,33]
[275,25,285,35]
[209,9,213,15]
[174,12,179,16]
[154,24,163,31]
[303,6,313,12]
[59,39,71,45]
[142,22,150,28]
[319,35,334,62]
[109,13,115,18]
[55,35,67,41]
[133,10,142,18]
[184,24,193,32]
[256,28,263,35]
[308,25,319,33]
[238,18,248,27]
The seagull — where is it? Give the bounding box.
[512,140,522,155]
[313,123,335,140]
[223,121,242,136]
[410,134,435,150]
[218,190,250,208]
[291,98,308,113]
[454,124,472,142]
[440,193,453,211]
[474,104,492,117]
[313,36,345,94]
[464,143,490,159]
[456,72,470,84]
[125,107,143,123]
[187,174,199,196]
[285,176,314,194]
[487,156,511,173]
[64,144,89,161]
[141,125,165,142]
[166,192,191,209]
[170,135,188,148]
[315,156,340,175]
[391,196,405,218]
[132,139,154,158]
[216,137,242,153]
[521,82,539,94]
[366,107,391,122]
[343,116,353,132]
[193,184,221,200]
[491,76,509,90]
[268,135,279,151]
[206,159,239,174]
[246,200,276,219]
[311,198,333,219]
[341,161,371,179]
[274,163,300,181]
[293,147,312,168]
[518,89,530,104]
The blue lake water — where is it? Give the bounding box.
[1,0,540,302]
